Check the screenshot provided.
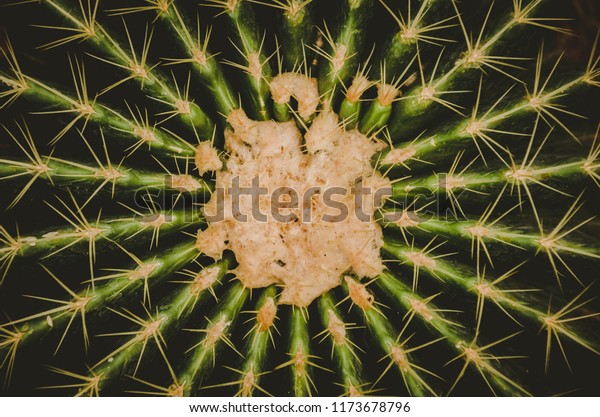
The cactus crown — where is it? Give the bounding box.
[0,0,599,396]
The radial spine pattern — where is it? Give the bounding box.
[0,0,599,397]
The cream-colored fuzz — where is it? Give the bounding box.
[377,83,400,106]
[269,73,319,119]
[197,74,390,307]
[195,141,222,175]
[170,174,202,192]
[346,75,372,103]
[382,146,416,165]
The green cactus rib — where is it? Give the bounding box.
[391,159,591,198]
[356,294,438,397]
[178,281,247,395]
[375,0,451,75]
[360,97,393,134]
[382,240,600,356]
[284,307,316,396]
[374,271,530,396]
[158,4,238,117]
[2,241,200,356]
[338,95,361,128]
[88,255,231,393]
[387,0,570,135]
[0,210,197,277]
[0,155,210,199]
[377,64,598,170]
[272,1,315,72]
[318,293,365,395]
[0,67,196,156]
[33,0,215,136]
[201,285,277,396]
[272,99,291,122]
[392,213,600,262]
[381,247,600,384]
[317,0,373,104]
[0,0,599,397]
[107,0,240,119]
[205,0,273,120]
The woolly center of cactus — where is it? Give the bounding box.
[197,85,390,306]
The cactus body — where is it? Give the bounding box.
[0,0,599,396]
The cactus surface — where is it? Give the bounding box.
[0,0,599,396]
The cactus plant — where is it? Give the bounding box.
[0,0,599,397]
